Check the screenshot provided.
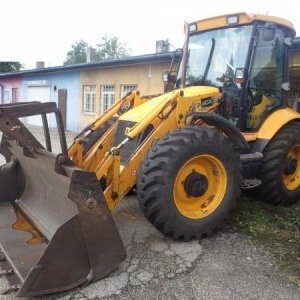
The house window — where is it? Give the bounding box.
[83,85,96,114]
[3,90,10,104]
[101,85,115,113]
[12,88,18,103]
[121,84,138,98]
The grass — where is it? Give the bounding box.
[231,195,300,286]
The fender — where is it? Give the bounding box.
[189,112,250,153]
[252,108,300,152]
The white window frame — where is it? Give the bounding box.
[3,89,10,104]
[120,84,138,98]
[12,88,18,103]
[101,85,115,114]
[83,85,96,114]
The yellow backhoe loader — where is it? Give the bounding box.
[1,12,300,297]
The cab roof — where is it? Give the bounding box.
[191,12,295,35]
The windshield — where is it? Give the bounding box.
[177,26,253,87]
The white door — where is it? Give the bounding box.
[27,86,51,126]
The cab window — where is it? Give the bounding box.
[247,27,285,129]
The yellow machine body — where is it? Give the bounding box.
[69,86,221,208]
[69,88,300,209]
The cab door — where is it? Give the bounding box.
[246,26,288,130]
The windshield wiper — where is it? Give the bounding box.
[203,38,215,81]
[178,37,216,89]
[185,38,216,88]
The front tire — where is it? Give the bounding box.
[137,126,240,240]
[259,123,300,205]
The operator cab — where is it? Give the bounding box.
[176,13,295,131]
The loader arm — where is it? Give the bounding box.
[79,86,221,209]
[69,90,146,167]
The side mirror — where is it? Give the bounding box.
[163,71,170,83]
[163,71,177,92]
[281,82,290,91]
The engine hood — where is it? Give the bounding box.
[119,86,220,123]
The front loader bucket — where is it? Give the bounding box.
[0,102,126,297]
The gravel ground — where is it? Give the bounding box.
[0,126,300,299]
[1,199,299,300]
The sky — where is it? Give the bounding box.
[1,0,300,69]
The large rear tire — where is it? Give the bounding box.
[259,123,300,205]
[137,126,240,240]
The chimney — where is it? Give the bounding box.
[86,47,96,63]
[36,61,45,69]
[156,40,170,53]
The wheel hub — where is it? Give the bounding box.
[284,157,297,175]
[184,172,208,197]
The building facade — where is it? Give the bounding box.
[0,52,176,132]
[0,76,23,104]
[79,55,173,128]
[22,71,80,131]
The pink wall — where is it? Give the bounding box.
[0,76,22,104]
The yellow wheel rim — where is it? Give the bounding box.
[283,145,300,191]
[173,154,227,219]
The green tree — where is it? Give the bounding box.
[64,40,88,65]
[64,36,130,65]
[95,35,130,60]
[0,62,23,73]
